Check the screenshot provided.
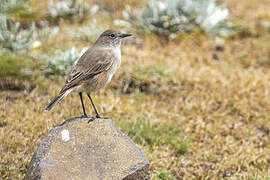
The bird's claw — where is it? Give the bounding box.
[81,115,88,118]
[86,115,109,123]
[96,114,109,119]
[87,116,97,123]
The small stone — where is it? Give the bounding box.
[212,52,220,60]
[24,118,150,180]
[215,45,224,52]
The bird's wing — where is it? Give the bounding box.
[59,47,114,93]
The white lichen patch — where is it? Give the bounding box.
[61,129,70,142]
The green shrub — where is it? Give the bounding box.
[0,0,30,14]
[122,0,237,38]
[0,0,36,52]
[43,47,88,76]
[47,0,98,22]
[71,24,102,43]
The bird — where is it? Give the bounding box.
[45,29,132,120]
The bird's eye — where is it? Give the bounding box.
[110,34,115,38]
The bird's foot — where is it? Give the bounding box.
[101,117,109,119]
[87,116,97,123]
[96,114,109,119]
[80,114,89,119]
[87,115,109,123]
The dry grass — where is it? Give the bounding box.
[1,0,270,179]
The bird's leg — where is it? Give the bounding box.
[79,92,88,118]
[86,93,101,118]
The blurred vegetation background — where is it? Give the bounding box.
[0,0,269,179]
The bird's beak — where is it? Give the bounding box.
[120,33,132,38]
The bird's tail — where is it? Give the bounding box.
[45,89,72,111]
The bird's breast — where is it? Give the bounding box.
[107,48,121,83]
[112,47,121,70]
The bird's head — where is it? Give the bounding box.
[95,29,132,48]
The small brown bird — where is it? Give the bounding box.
[45,29,132,119]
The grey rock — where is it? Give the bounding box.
[24,117,150,180]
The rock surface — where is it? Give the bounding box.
[24,117,150,180]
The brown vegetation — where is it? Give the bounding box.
[0,0,270,179]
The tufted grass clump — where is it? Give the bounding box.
[153,169,178,180]
[0,54,35,79]
[120,118,190,155]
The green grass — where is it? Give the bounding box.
[153,169,178,180]
[137,65,179,84]
[119,118,190,154]
[0,54,36,79]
